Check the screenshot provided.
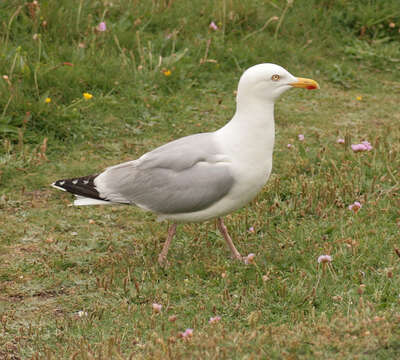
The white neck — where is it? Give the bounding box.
[216,98,275,162]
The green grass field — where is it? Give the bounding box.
[1,0,399,358]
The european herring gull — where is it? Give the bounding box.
[52,63,319,265]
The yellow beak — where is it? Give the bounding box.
[290,77,320,90]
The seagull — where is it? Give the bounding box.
[52,63,319,266]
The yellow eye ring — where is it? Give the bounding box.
[271,74,280,81]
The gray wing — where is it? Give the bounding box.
[94,133,234,214]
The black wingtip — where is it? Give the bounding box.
[51,174,108,201]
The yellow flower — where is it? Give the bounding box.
[356,96,362,101]
[163,69,172,77]
[45,97,51,103]
[83,92,93,100]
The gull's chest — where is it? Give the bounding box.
[234,158,271,189]
[224,153,272,209]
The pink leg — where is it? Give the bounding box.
[158,223,177,267]
[217,218,242,260]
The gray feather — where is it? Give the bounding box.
[95,133,234,214]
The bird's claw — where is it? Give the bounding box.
[158,255,170,268]
[231,253,243,262]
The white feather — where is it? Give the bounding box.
[51,183,66,191]
[74,196,111,206]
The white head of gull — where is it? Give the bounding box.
[52,63,319,266]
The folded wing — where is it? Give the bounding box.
[94,133,235,214]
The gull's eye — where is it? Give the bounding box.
[271,74,280,81]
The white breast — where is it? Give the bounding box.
[160,110,275,223]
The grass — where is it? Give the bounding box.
[1,0,400,358]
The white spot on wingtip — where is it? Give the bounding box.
[72,180,78,184]
[51,183,66,191]
[83,180,89,184]
[59,181,65,185]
